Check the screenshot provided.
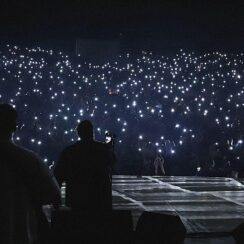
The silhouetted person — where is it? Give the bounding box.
[54,120,114,212]
[154,154,165,176]
[0,104,61,244]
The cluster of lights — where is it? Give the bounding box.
[1,45,244,166]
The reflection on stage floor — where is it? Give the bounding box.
[112,176,244,234]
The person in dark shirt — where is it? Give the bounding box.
[54,120,114,212]
[0,103,61,244]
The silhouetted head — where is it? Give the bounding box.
[77,120,94,141]
[0,103,17,140]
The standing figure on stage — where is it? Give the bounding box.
[54,120,114,212]
[154,154,165,176]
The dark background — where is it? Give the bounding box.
[0,0,244,52]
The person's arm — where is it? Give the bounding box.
[161,158,165,175]
[37,159,61,206]
[106,142,116,167]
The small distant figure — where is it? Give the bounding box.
[54,120,114,212]
[0,103,61,244]
[154,154,165,176]
[142,143,154,175]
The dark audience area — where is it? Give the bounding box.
[2,1,244,243]
[0,46,244,244]
[2,45,244,243]
[0,45,244,178]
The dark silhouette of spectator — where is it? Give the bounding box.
[0,103,61,244]
[54,120,114,212]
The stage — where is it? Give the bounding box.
[112,176,244,235]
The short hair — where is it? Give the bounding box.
[77,120,94,139]
[0,103,18,135]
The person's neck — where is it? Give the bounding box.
[82,137,94,143]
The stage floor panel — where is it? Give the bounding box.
[112,176,244,234]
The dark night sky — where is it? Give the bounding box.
[0,1,244,51]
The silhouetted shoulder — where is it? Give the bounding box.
[13,143,40,160]
[1,141,60,205]
[1,141,41,171]
[60,140,108,153]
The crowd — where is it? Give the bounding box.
[1,45,244,176]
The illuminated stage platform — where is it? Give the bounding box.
[112,176,244,234]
